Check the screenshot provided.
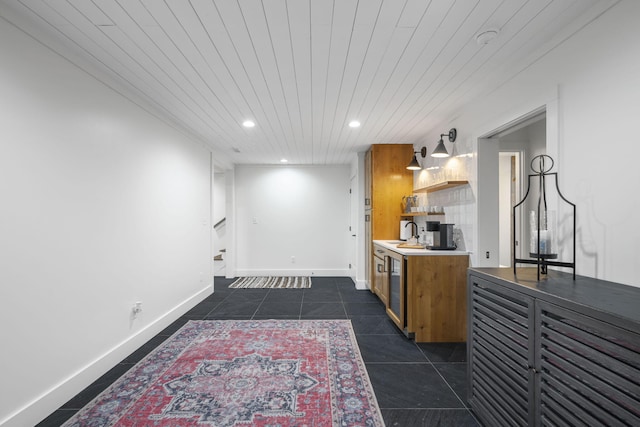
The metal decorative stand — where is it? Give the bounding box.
[513,155,576,280]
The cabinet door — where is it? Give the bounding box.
[364,149,372,207]
[373,254,386,305]
[370,144,413,240]
[468,276,536,427]
[407,255,468,342]
[536,301,640,426]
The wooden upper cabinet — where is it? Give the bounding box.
[368,144,414,240]
[364,149,372,208]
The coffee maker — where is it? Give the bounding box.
[425,221,456,250]
[425,221,440,247]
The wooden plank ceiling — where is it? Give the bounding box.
[1,0,608,166]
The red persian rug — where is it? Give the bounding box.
[62,320,384,426]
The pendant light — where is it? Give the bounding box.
[406,147,427,170]
[431,128,457,158]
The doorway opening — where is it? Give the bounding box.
[477,108,547,268]
[496,114,546,267]
[213,170,227,278]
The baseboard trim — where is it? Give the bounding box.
[354,278,370,290]
[234,268,351,277]
[2,284,212,427]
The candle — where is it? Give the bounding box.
[538,230,549,254]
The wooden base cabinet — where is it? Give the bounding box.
[373,243,468,342]
[407,255,468,342]
[468,268,640,427]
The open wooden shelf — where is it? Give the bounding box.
[400,212,445,217]
[414,180,468,194]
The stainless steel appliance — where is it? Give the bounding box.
[425,221,440,247]
[426,222,457,250]
[388,253,405,330]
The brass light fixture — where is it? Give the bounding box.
[431,128,457,158]
[407,147,427,170]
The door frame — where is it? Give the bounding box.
[348,174,357,284]
[475,96,559,268]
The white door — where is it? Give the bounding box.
[498,152,522,267]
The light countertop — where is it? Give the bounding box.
[373,240,469,256]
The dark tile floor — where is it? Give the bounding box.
[38,277,480,426]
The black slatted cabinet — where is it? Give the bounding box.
[467,268,640,427]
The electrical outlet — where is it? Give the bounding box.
[486,251,490,259]
[291,256,295,263]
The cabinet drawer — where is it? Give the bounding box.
[373,244,395,259]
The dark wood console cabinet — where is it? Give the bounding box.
[467,268,640,427]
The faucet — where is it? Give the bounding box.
[405,221,418,239]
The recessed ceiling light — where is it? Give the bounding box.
[280,158,288,163]
[348,120,361,128]
[242,120,255,128]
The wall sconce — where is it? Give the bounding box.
[431,128,457,158]
[407,147,427,170]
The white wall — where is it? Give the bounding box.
[433,0,640,287]
[475,138,500,267]
[234,165,350,276]
[0,19,213,427]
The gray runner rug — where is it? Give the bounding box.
[229,276,312,289]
